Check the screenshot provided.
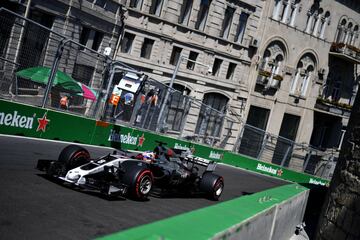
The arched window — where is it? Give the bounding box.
[195,92,228,138]
[290,53,316,97]
[257,41,286,89]
[336,19,347,43]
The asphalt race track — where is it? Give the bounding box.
[0,135,288,240]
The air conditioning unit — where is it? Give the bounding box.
[249,37,260,48]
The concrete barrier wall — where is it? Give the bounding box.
[99,184,309,240]
[212,188,310,240]
[272,189,309,240]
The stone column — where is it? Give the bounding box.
[272,0,283,21]
[305,12,314,33]
[320,18,329,39]
[313,15,322,37]
[315,82,360,239]
[289,4,299,27]
[290,70,300,94]
[281,1,291,23]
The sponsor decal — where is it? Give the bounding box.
[209,151,223,160]
[108,130,145,146]
[309,178,327,186]
[0,110,50,132]
[0,110,34,129]
[256,163,283,176]
[174,143,190,151]
[36,113,50,132]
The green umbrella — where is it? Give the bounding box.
[16,66,83,93]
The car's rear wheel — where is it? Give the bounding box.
[199,172,224,201]
[58,144,90,171]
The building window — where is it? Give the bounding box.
[195,0,212,31]
[79,26,103,51]
[95,0,107,8]
[149,0,163,16]
[179,0,193,25]
[336,19,347,43]
[121,32,135,53]
[71,64,94,105]
[166,84,191,131]
[130,0,143,9]
[290,54,315,97]
[238,106,270,158]
[220,6,235,39]
[79,27,91,49]
[170,46,182,65]
[226,62,236,80]
[331,78,342,102]
[212,58,222,76]
[186,51,199,70]
[140,38,154,59]
[195,92,228,138]
[271,113,300,166]
[235,12,249,43]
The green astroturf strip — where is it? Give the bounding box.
[98,184,308,240]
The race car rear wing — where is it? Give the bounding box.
[184,155,217,172]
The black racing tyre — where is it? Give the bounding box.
[58,145,90,170]
[199,172,224,201]
[122,167,153,201]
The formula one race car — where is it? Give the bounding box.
[36,142,224,201]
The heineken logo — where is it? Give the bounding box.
[174,143,190,151]
[309,178,327,186]
[108,130,145,147]
[0,111,50,132]
[256,163,283,176]
[209,151,223,160]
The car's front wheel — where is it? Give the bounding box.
[122,167,153,201]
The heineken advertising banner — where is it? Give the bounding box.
[0,99,328,185]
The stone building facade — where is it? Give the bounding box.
[246,0,360,171]
[117,0,265,149]
[116,0,360,173]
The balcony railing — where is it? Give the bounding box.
[329,42,360,64]
[315,96,352,116]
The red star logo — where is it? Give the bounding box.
[37,113,50,132]
[277,169,283,176]
[138,134,145,147]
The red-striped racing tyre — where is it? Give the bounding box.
[58,145,90,171]
[199,172,224,201]
[134,169,153,200]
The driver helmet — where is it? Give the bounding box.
[142,151,155,162]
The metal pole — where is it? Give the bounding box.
[100,64,115,120]
[156,55,183,132]
[280,144,292,167]
[41,40,67,108]
[257,133,269,160]
[302,149,312,172]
